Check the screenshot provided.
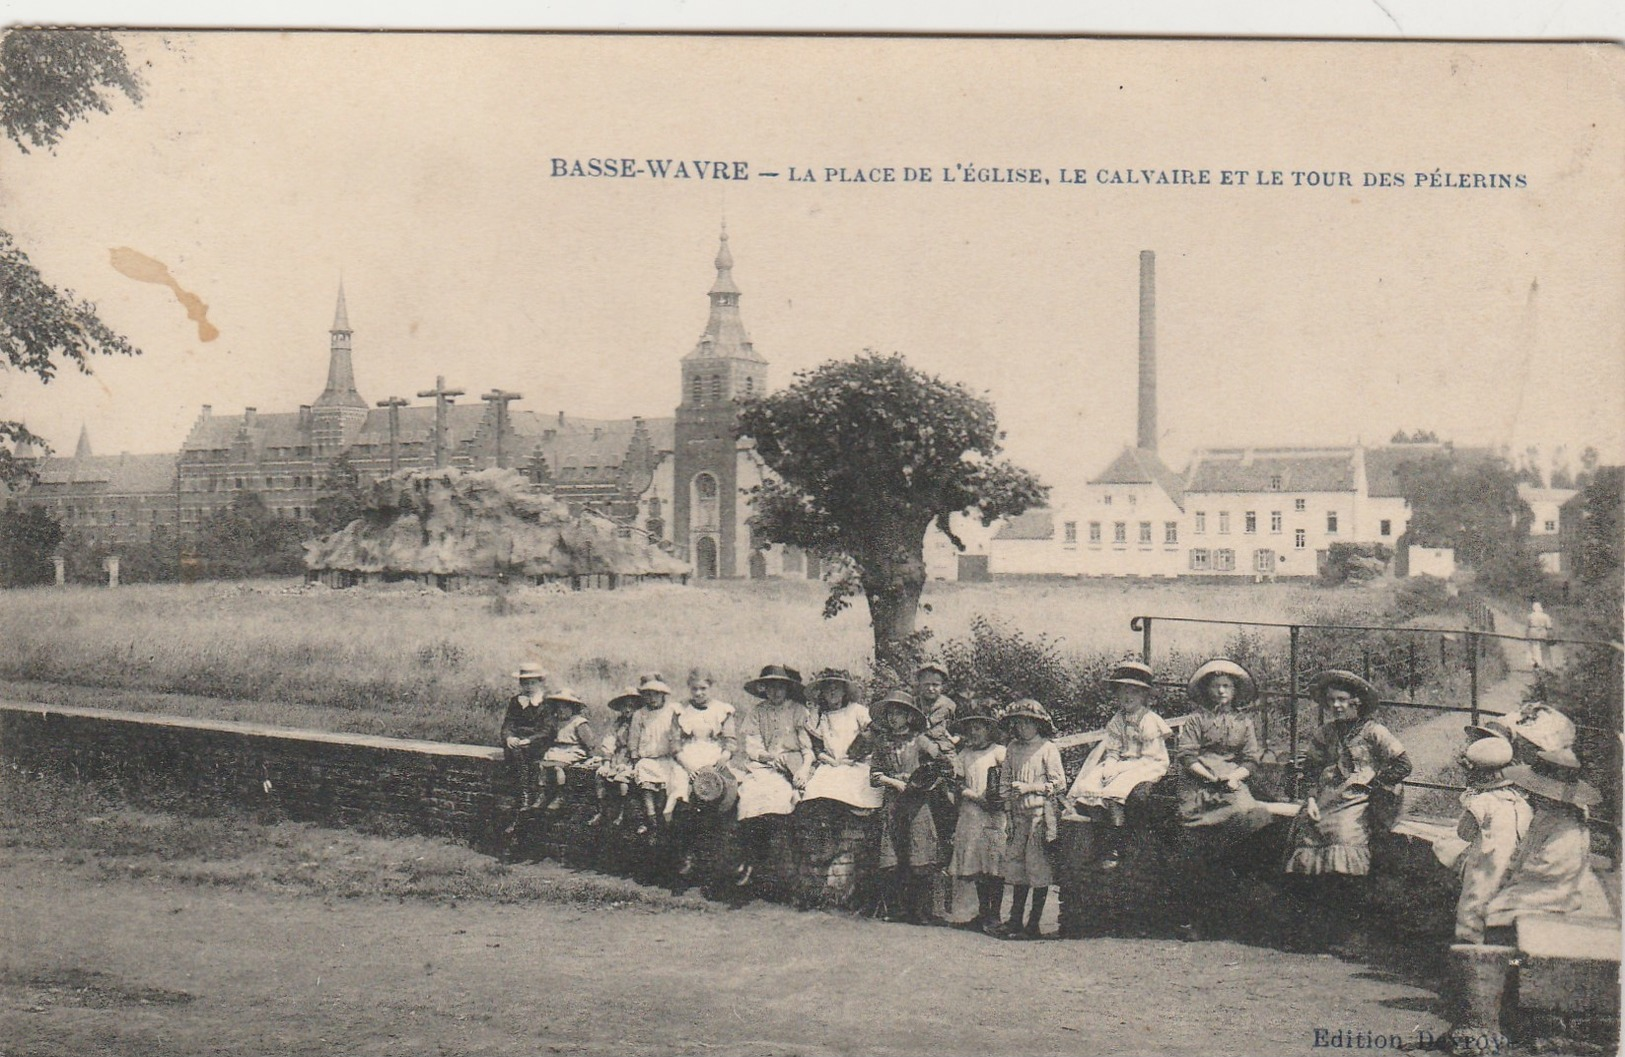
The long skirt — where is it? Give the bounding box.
[800,760,883,810]
[1178,779,1273,841]
[736,762,799,820]
[951,799,1008,878]
[879,790,939,870]
[1004,810,1054,886]
[1284,790,1371,876]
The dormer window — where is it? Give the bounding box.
[1269,474,1283,491]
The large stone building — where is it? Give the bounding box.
[15,230,813,580]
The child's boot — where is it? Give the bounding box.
[1025,887,1050,940]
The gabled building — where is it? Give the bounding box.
[1518,482,1579,575]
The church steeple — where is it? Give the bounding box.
[686,224,763,364]
[314,282,365,410]
[74,423,92,459]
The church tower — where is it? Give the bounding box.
[673,226,768,578]
[310,283,368,455]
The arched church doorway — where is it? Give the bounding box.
[695,535,719,579]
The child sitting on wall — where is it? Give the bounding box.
[628,674,686,836]
[588,687,643,828]
[539,688,594,812]
[1069,661,1172,869]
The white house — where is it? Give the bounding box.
[1518,483,1578,575]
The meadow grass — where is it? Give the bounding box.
[0,575,1397,743]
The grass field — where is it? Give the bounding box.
[0,575,1400,744]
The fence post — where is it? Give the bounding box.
[1467,630,1480,727]
[1361,646,1372,683]
[1288,623,1301,799]
[1139,617,1153,666]
[1408,639,1418,693]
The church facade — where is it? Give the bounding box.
[16,231,813,580]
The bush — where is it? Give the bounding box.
[1392,574,1452,619]
[1320,541,1393,585]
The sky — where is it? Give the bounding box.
[1,33,1621,495]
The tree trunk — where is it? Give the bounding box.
[862,535,927,675]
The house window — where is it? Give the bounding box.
[1294,498,1306,512]
[1064,521,1078,544]
[743,376,754,396]
[1113,522,1127,544]
[1254,549,1276,573]
[1190,548,1210,571]
[1138,521,1152,544]
[1088,521,1102,544]
[1214,548,1236,572]
[1326,511,1339,534]
[1544,520,1556,533]
[1164,521,1178,544]
[1103,494,1113,506]
[1128,493,1137,506]
[1244,511,1257,534]
[1218,511,1231,535]
[1194,511,1206,534]
[1294,528,1307,550]
[1269,474,1283,491]
[1380,519,1392,537]
[1270,511,1283,533]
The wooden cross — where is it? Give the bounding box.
[481,388,523,468]
[416,375,464,469]
[376,396,408,474]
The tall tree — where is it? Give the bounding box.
[0,30,143,484]
[1396,450,1541,595]
[313,453,367,533]
[0,501,62,586]
[736,352,1047,667]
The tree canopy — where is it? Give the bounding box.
[0,30,144,484]
[737,351,1047,667]
[1395,449,1541,595]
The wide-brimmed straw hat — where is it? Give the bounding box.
[745,664,806,703]
[1463,737,1514,771]
[1464,718,1515,741]
[607,687,643,711]
[1508,703,1576,755]
[949,702,1002,738]
[637,674,674,696]
[809,668,856,704]
[999,699,1056,738]
[543,688,585,711]
[913,661,949,680]
[1504,751,1600,810]
[1186,659,1258,708]
[512,662,549,681]
[1105,661,1156,691]
[1307,670,1380,714]
[874,688,925,730]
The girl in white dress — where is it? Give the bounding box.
[1069,660,1172,866]
[670,671,738,887]
[628,674,685,834]
[800,668,883,811]
[539,688,594,811]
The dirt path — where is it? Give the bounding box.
[0,852,1450,1057]
[1397,606,1534,818]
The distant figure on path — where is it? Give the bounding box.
[1525,602,1553,670]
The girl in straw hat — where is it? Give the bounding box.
[1484,740,1600,930]
[948,703,1009,935]
[1069,661,1173,868]
[997,699,1066,939]
[733,664,813,886]
[800,668,884,811]
[499,662,555,834]
[628,674,686,835]
[1451,735,1532,944]
[1284,670,1411,877]
[858,688,948,923]
[538,688,595,812]
[588,687,642,828]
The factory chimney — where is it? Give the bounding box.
[1137,250,1157,452]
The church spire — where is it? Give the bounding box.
[74,423,92,459]
[315,281,365,409]
[686,223,762,363]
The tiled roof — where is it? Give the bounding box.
[1089,446,1186,506]
[31,452,177,494]
[1185,447,1356,494]
[993,509,1054,541]
[1364,444,1446,498]
[1517,484,1579,506]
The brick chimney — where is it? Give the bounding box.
[1137,250,1157,452]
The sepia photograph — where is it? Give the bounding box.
[0,29,1620,1056]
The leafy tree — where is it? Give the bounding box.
[736,351,1047,667]
[0,501,62,586]
[313,453,367,533]
[195,493,307,578]
[1396,449,1542,596]
[1576,445,1601,488]
[0,30,143,485]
